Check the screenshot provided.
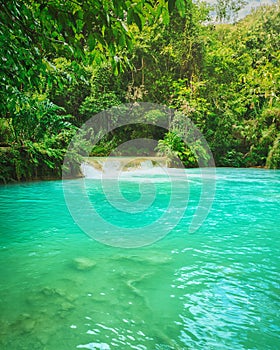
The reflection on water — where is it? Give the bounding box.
[0,168,279,349]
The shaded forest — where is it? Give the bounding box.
[0,0,279,182]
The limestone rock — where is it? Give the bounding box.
[73,257,96,271]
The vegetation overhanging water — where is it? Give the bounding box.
[1,1,280,183]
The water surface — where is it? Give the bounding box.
[0,168,279,349]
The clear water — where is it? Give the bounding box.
[0,168,279,349]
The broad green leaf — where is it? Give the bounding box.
[175,0,186,16]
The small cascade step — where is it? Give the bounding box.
[81,157,168,179]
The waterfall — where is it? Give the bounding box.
[81,157,168,179]
[80,163,101,179]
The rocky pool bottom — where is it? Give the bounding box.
[0,168,279,349]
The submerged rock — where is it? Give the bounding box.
[22,318,36,333]
[40,286,66,298]
[113,253,172,265]
[37,332,50,346]
[73,257,96,271]
[60,302,75,311]
[11,314,36,334]
[0,319,9,338]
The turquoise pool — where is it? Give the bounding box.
[0,168,279,349]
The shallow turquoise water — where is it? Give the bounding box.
[0,168,279,349]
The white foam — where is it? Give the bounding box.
[81,163,101,179]
[77,342,110,350]
[81,159,170,180]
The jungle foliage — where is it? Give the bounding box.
[0,0,279,182]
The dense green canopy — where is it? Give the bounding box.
[0,0,279,182]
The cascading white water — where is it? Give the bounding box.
[80,162,102,179]
[103,159,121,174]
[139,160,153,170]
[81,157,168,179]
